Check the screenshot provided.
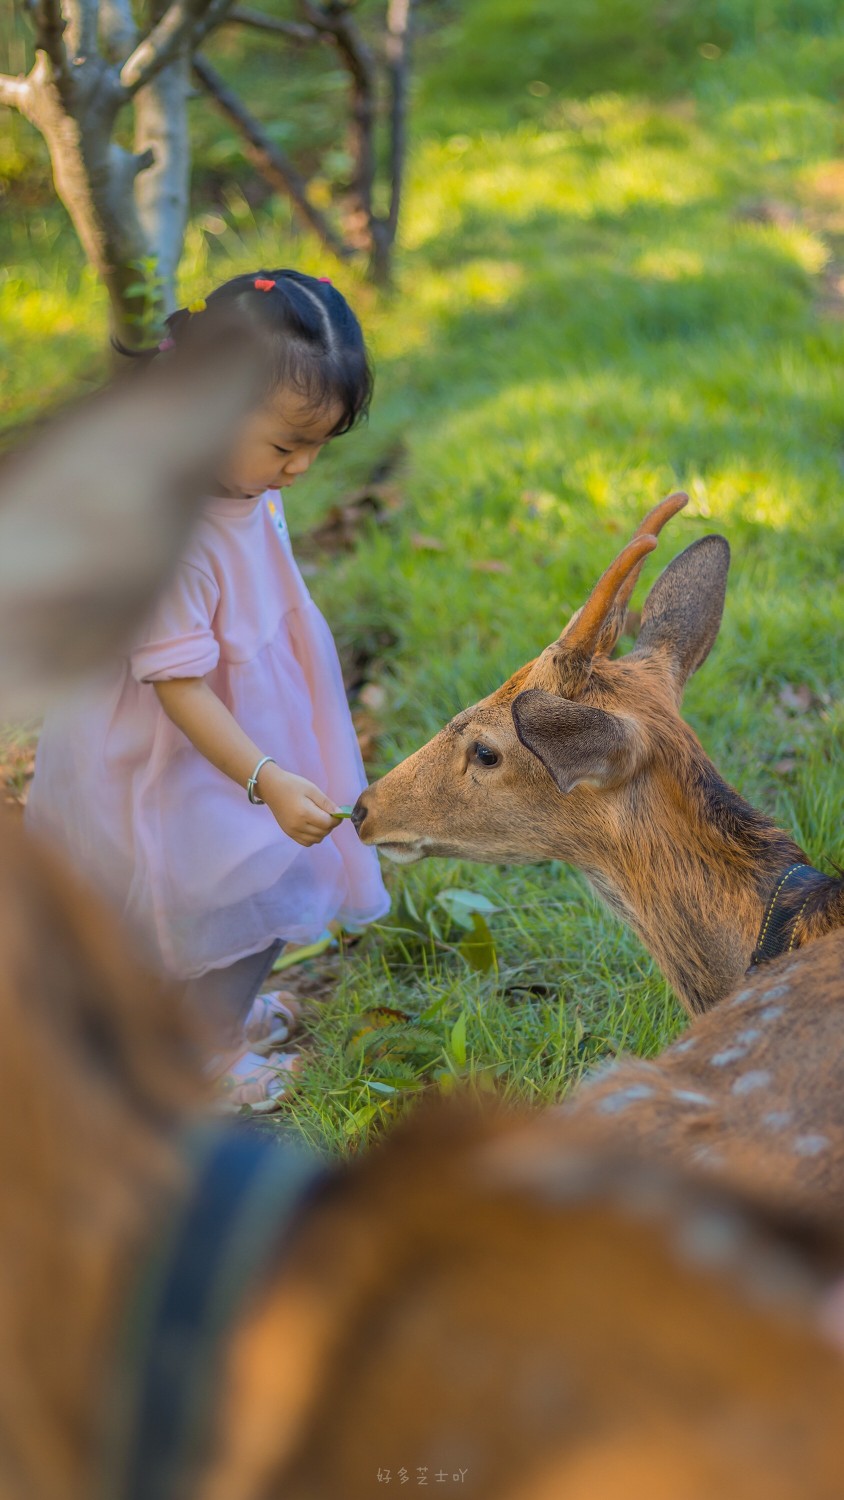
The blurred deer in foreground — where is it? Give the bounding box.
[354,493,844,1015]
[6,804,844,1500]
[4,374,844,1500]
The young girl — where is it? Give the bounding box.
[26,268,390,1106]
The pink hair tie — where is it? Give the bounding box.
[254,277,275,292]
[158,337,175,352]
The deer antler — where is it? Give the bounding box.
[547,493,688,672]
[527,534,659,696]
[584,491,689,657]
[522,493,689,695]
[559,534,658,658]
[611,491,688,618]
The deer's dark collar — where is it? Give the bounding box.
[749,863,828,970]
[103,1124,331,1500]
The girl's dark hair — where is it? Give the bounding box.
[116,269,373,435]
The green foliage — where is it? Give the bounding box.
[3,0,844,1152]
[123,256,168,344]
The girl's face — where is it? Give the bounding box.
[220,387,344,501]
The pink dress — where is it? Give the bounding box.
[26,490,390,978]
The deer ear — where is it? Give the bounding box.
[633,535,730,691]
[512,689,643,794]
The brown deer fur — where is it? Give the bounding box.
[4,801,844,1500]
[354,495,844,1013]
[206,1092,844,1500]
[6,800,844,1500]
[0,812,205,1500]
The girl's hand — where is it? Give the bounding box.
[258,764,343,847]
[151,680,345,845]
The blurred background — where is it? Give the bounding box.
[1,0,842,1154]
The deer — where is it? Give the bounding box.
[5,364,844,1499]
[6,808,844,1500]
[352,495,844,1217]
[353,492,844,1016]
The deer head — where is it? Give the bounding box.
[355,495,805,1012]
[354,493,721,863]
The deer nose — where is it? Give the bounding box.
[351,797,368,832]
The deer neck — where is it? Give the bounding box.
[583,754,809,1015]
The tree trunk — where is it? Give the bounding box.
[18,56,154,347]
[134,54,192,315]
[1,0,415,338]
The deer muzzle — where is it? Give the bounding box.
[351,786,428,863]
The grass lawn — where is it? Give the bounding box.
[2,0,843,1154]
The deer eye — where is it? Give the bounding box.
[473,742,499,767]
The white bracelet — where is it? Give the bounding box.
[247,755,276,805]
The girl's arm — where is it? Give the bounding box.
[153,677,342,847]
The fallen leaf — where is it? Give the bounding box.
[359,681,387,711]
[470,559,511,574]
[734,197,797,227]
[778,683,817,713]
[296,454,404,559]
[411,532,446,552]
[773,757,798,775]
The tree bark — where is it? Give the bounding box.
[1,0,230,344]
[224,8,319,43]
[1,0,416,336]
[384,0,411,243]
[134,3,192,314]
[99,0,139,67]
[368,0,412,284]
[296,0,413,284]
[17,53,153,347]
[301,0,377,242]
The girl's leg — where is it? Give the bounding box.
[184,940,285,1052]
[184,942,299,1109]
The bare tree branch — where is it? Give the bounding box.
[134,43,191,314]
[384,0,412,241]
[300,0,377,241]
[0,73,30,110]
[224,7,319,43]
[181,0,239,56]
[31,0,71,88]
[7,0,414,326]
[99,0,138,64]
[120,0,233,97]
[192,53,355,261]
[65,0,100,63]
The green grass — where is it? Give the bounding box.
[2,0,844,1153]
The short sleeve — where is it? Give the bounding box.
[129,562,221,682]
